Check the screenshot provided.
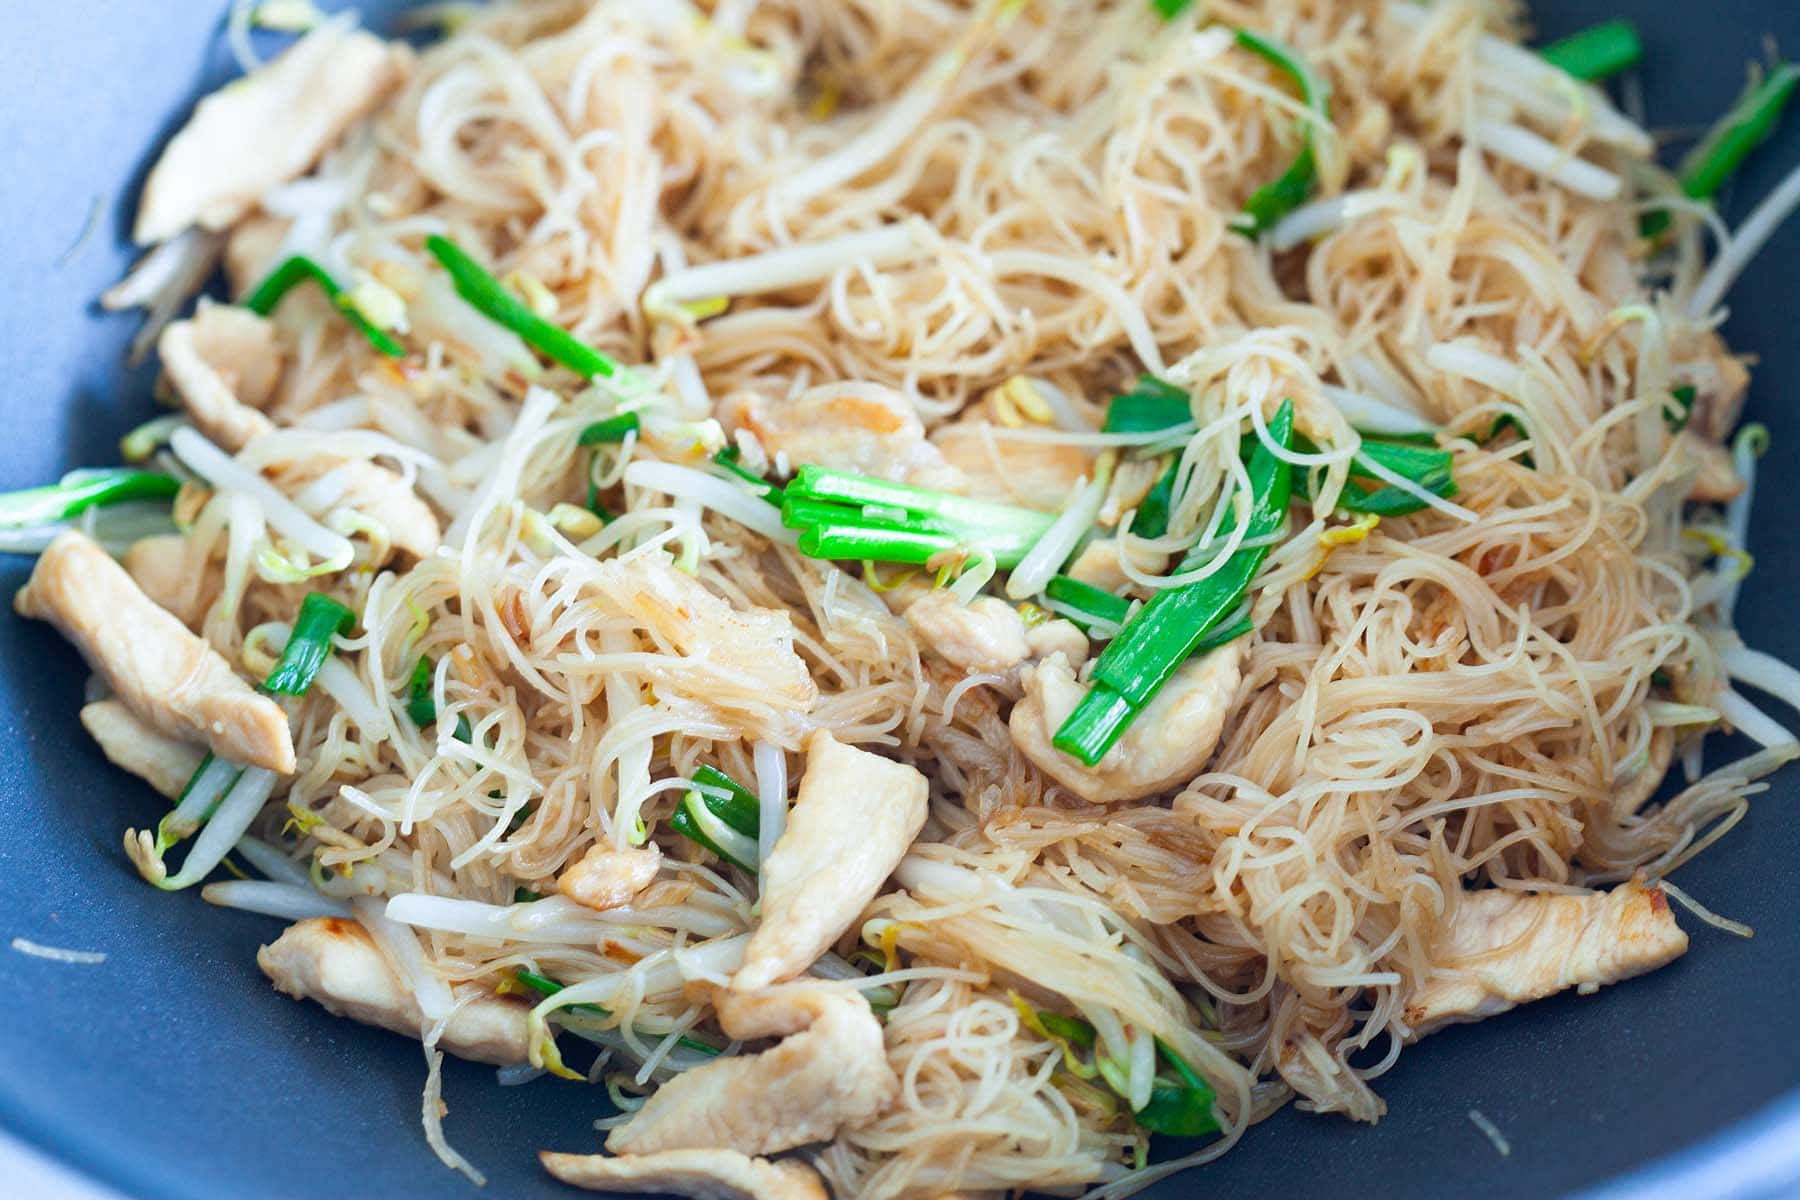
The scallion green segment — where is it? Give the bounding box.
[1669,385,1698,432]
[406,654,473,743]
[512,968,722,1057]
[782,465,1056,569]
[577,412,641,445]
[1045,575,1133,631]
[424,235,620,379]
[1103,375,1191,434]
[712,448,782,504]
[0,468,181,530]
[1539,19,1642,82]
[1151,0,1195,18]
[262,593,355,696]
[1054,401,1296,766]
[1016,997,1219,1137]
[244,256,406,358]
[1290,434,1457,516]
[1645,63,1800,238]
[1234,30,1329,235]
[669,765,761,872]
[1679,63,1800,200]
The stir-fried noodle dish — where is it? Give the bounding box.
[18,0,1800,1195]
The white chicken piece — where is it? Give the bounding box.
[158,301,284,452]
[1676,431,1743,504]
[16,531,295,774]
[722,383,958,486]
[257,917,529,1064]
[1065,537,1169,595]
[134,26,412,243]
[932,418,1091,509]
[1403,882,1689,1038]
[904,592,1030,673]
[123,534,211,629]
[605,990,895,1156]
[80,699,206,799]
[282,458,442,562]
[223,214,292,301]
[733,730,928,992]
[1024,618,1089,668]
[540,1149,827,1200]
[558,841,662,912]
[590,555,817,725]
[1009,645,1243,804]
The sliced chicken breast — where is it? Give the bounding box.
[559,841,662,912]
[135,26,411,243]
[258,916,529,1064]
[158,301,284,452]
[80,699,206,799]
[733,730,928,992]
[1404,881,1688,1037]
[17,531,294,773]
[904,592,1030,674]
[540,1148,827,1200]
[605,991,894,1157]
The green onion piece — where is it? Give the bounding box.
[577,412,641,445]
[1045,575,1133,630]
[1539,20,1643,82]
[713,448,782,504]
[1234,30,1330,235]
[513,969,722,1057]
[688,766,761,837]
[262,593,355,697]
[784,466,1056,568]
[1151,0,1195,18]
[1055,401,1295,765]
[1290,434,1458,516]
[1103,376,1191,434]
[1645,63,1800,238]
[1678,64,1800,201]
[513,887,543,903]
[0,468,182,530]
[1669,385,1698,433]
[424,235,619,379]
[1134,1038,1221,1137]
[244,256,406,358]
[406,655,473,743]
[1014,997,1216,1136]
[670,765,761,872]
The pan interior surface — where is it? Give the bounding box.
[0,3,1795,1198]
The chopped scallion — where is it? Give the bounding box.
[425,235,620,380]
[1054,401,1296,765]
[262,593,355,697]
[0,468,180,530]
[244,256,406,358]
[577,412,641,445]
[1539,20,1642,82]
[1234,31,1330,235]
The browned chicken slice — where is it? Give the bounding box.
[903,592,1030,674]
[1404,881,1688,1038]
[1009,644,1242,804]
[135,26,411,243]
[290,459,442,562]
[592,556,817,720]
[1676,431,1744,504]
[1064,536,1168,595]
[540,1148,827,1200]
[605,990,895,1156]
[558,842,662,912]
[932,419,1091,510]
[722,384,958,487]
[257,917,529,1064]
[123,534,212,629]
[158,301,284,452]
[17,531,294,773]
[80,699,206,799]
[733,731,928,992]
[223,214,292,301]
